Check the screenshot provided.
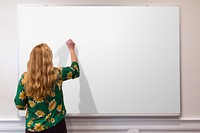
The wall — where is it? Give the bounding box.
[0,0,200,132]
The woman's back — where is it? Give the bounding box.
[14,39,79,132]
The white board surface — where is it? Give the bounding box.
[18,6,180,116]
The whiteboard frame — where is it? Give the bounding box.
[17,4,181,117]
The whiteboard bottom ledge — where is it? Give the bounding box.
[18,110,181,117]
[66,113,181,117]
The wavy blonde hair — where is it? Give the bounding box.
[25,43,57,99]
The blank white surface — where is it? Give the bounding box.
[18,6,180,115]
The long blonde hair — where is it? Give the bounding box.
[25,43,57,99]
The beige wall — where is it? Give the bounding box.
[0,0,199,119]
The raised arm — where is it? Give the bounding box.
[59,39,80,81]
[66,39,78,63]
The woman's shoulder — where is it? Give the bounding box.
[54,67,64,73]
[21,72,28,79]
[22,72,27,76]
[20,72,28,85]
[53,67,62,80]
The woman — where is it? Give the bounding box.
[14,39,80,133]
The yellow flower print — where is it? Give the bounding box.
[73,65,79,71]
[35,110,45,117]
[28,100,36,108]
[70,67,75,71]
[67,72,73,79]
[62,110,65,115]
[34,98,44,103]
[51,118,55,123]
[48,99,56,111]
[57,104,62,112]
[34,123,44,132]
[16,105,26,110]
[45,113,51,120]
[26,111,29,118]
[21,72,27,85]
[19,91,26,100]
[51,92,55,97]
[27,120,33,127]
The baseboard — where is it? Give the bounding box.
[1,117,200,133]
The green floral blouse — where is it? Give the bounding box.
[14,62,80,132]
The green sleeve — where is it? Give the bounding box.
[61,62,80,81]
[14,74,28,110]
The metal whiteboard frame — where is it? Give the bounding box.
[17,5,181,117]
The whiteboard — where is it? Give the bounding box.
[18,6,180,116]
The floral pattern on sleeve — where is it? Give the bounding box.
[14,73,28,110]
[61,62,80,81]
